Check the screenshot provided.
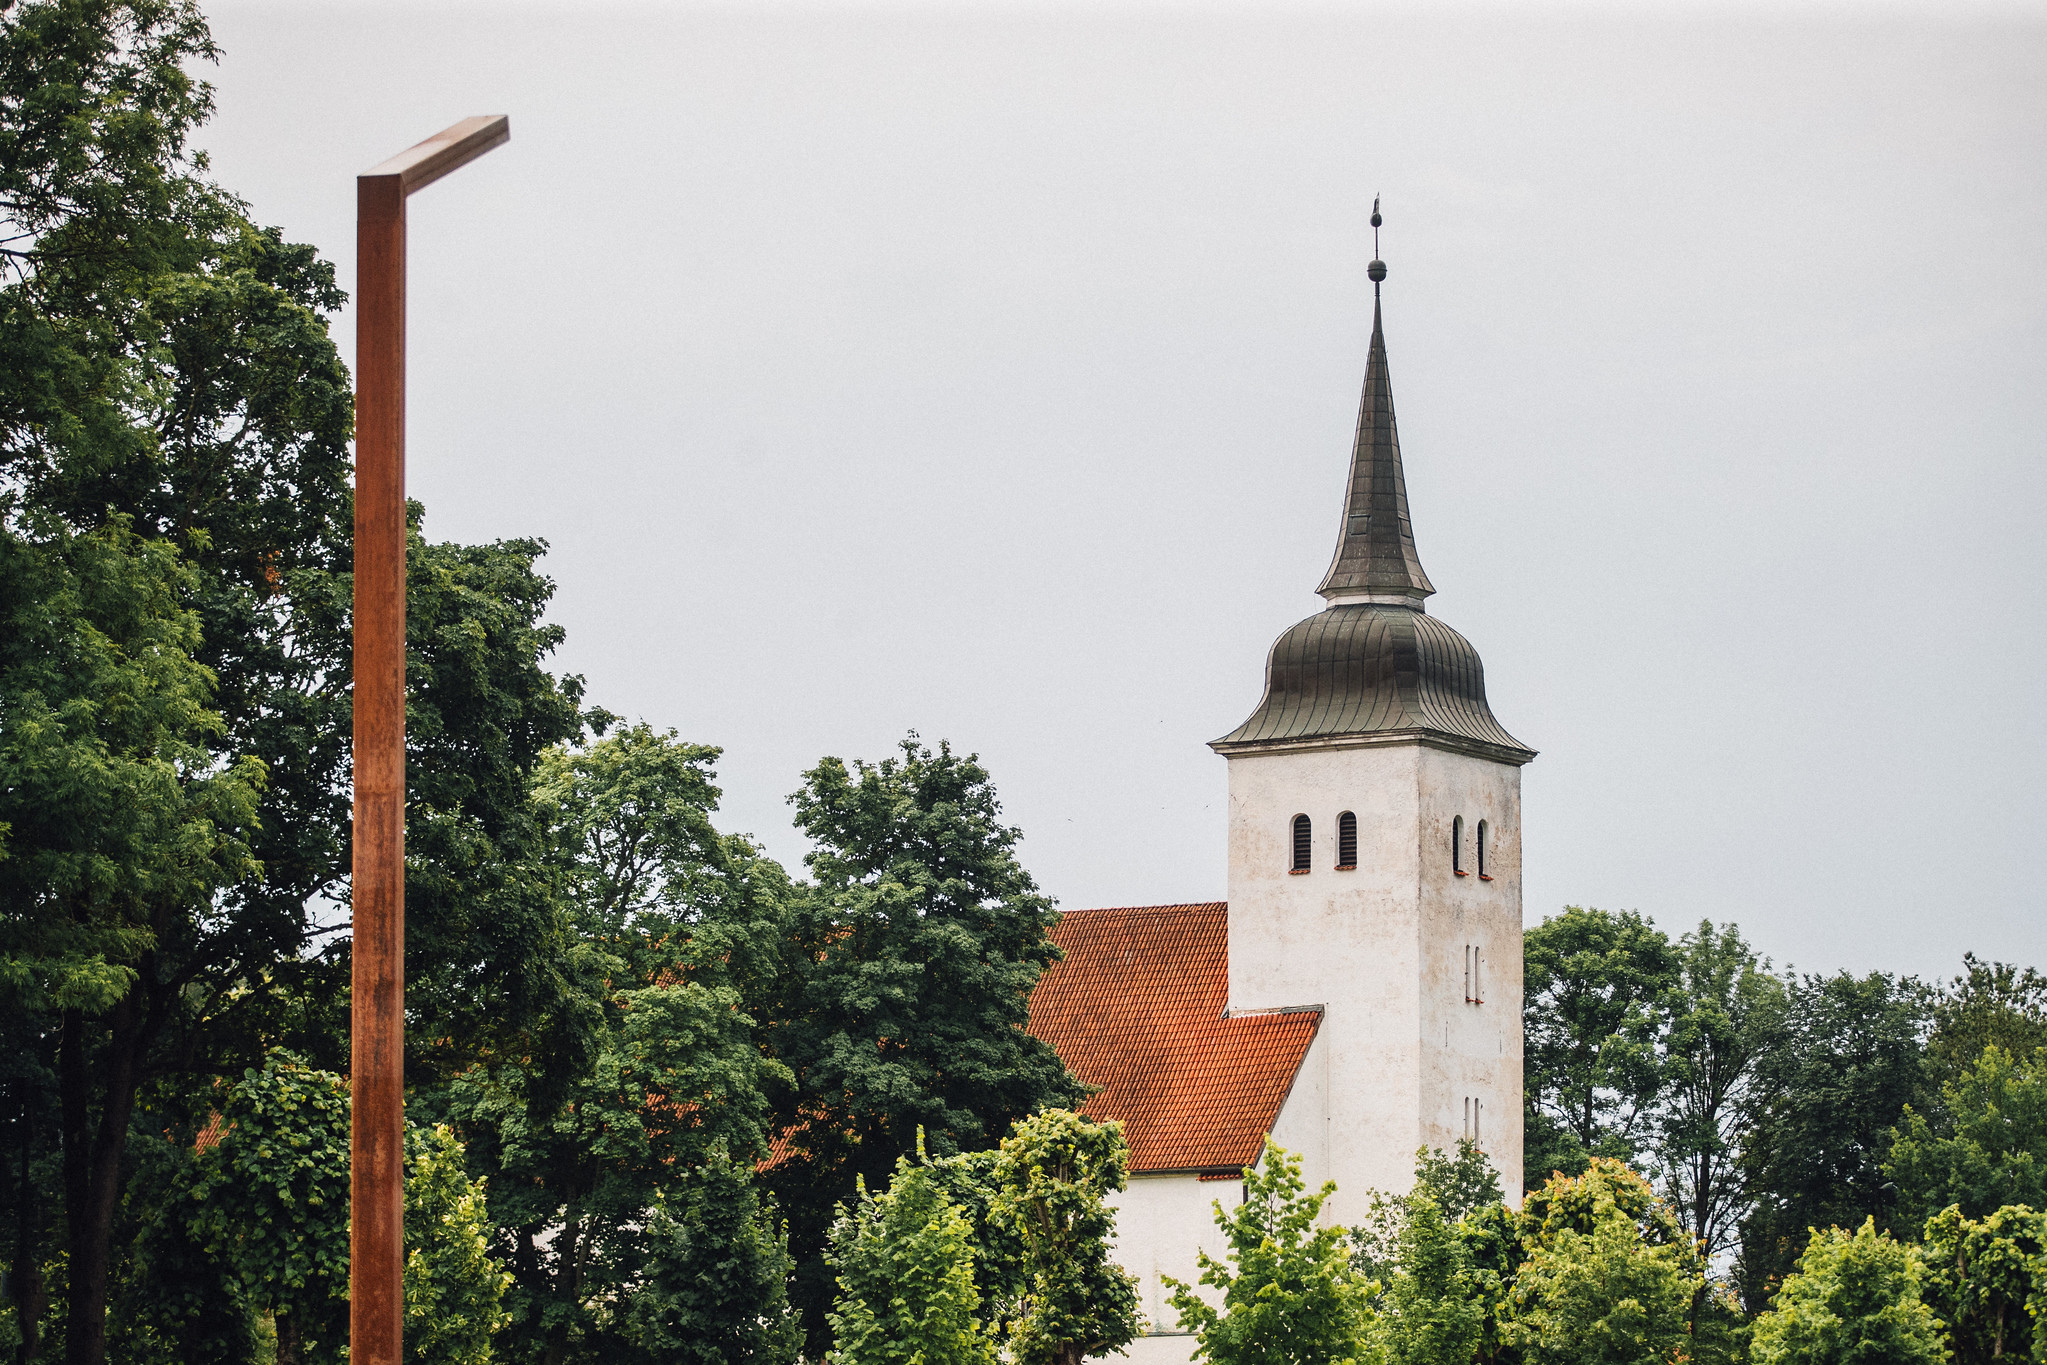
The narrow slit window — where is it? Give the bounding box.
[1477,820,1489,879]
[1337,811,1358,869]
[1464,946,1471,1002]
[1291,814,1312,873]
[1452,816,1464,874]
[1473,948,1483,1004]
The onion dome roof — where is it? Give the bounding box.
[1210,604,1531,762]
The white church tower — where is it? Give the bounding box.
[1208,227,1535,1216]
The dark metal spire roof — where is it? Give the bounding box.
[1315,298,1435,607]
[1212,232,1533,765]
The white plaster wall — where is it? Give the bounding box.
[1101,1174,1239,1363]
[1267,1024,1331,1192]
[1417,744,1525,1203]
[1224,737,1525,1221]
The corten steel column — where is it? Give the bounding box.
[352,114,509,1365]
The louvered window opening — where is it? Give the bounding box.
[1291,814,1312,873]
[1337,811,1357,869]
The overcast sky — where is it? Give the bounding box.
[202,0,2045,982]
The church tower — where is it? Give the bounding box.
[1210,225,1534,1212]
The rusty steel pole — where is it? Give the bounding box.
[352,114,509,1365]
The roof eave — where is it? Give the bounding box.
[1209,727,1537,767]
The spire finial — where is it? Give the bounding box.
[1367,196,1387,296]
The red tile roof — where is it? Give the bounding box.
[1027,903,1320,1176]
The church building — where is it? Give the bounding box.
[1024,246,1535,1359]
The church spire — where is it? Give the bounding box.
[1315,201,1435,609]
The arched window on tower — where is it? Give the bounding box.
[1477,820,1490,880]
[1337,811,1357,870]
[1291,814,1312,873]
[1452,815,1466,875]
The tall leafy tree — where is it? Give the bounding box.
[147,1055,510,1365]
[1748,1219,1946,1365]
[1,5,590,1357]
[1375,1192,1485,1365]
[1929,956,2047,1084]
[1917,1203,2047,1365]
[1886,1045,2047,1229]
[1654,920,1785,1262]
[1738,971,1931,1306]
[1501,1160,1703,1365]
[0,520,263,1364]
[449,724,791,1365]
[985,1109,1141,1365]
[826,1161,993,1365]
[767,735,1082,1352]
[626,1146,803,1365]
[1522,907,1679,1186]
[1350,1139,1503,1286]
[1165,1140,1374,1365]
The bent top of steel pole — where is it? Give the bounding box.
[351,113,508,1365]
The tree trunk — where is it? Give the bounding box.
[276,1311,304,1365]
[13,1107,44,1365]
[58,991,145,1365]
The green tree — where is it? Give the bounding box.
[449,725,790,1365]
[177,1055,510,1365]
[1502,1159,1703,1365]
[1377,1192,1485,1365]
[1,6,592,1358]
[404,1124,513,1365]
[1917,1203,2047,1365]
[1738,970,1931,1306]
[185,1056,350,1363]
[1887,1046,2047,1230]
[1748,1219,1946,1365]
[1522,908,1679,1186]
[767,735,1082,1352]
[986,1109,1141,1365]
[1929,957,2047,1084]
[1350,1139,1502,1286]
[626,1145,802,1365]
[1654,920,1785,1262]
[826,1162,993,1365]
[0,519,264,1365]
[1165,1139,1374,1365]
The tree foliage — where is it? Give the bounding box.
[767,735,1082,1352]
[1917,1203,2047,1365]
[1739,971,1932,1302]
[1503,1160,1703,1365]
[1655,920,1785,1261]
[626,1145,802,1365]
[1888,1046,2047,1230]
[1376,1192,1485,1365]
[449,723,791,1365]
[984,1108,1141,1365]
[1929,957,2047,1084]
[1748,1219,1946,1365]
[826,1161,993,1365]
[1522,907,1679,1184]
[1165,1139,1374,1365]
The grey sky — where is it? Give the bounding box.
[203,1,2046,981]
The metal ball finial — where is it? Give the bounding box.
[1368,196,1385,287]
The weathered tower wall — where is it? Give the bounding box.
[1224,739,1524,1216]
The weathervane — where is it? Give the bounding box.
[1368,196,1387,296]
